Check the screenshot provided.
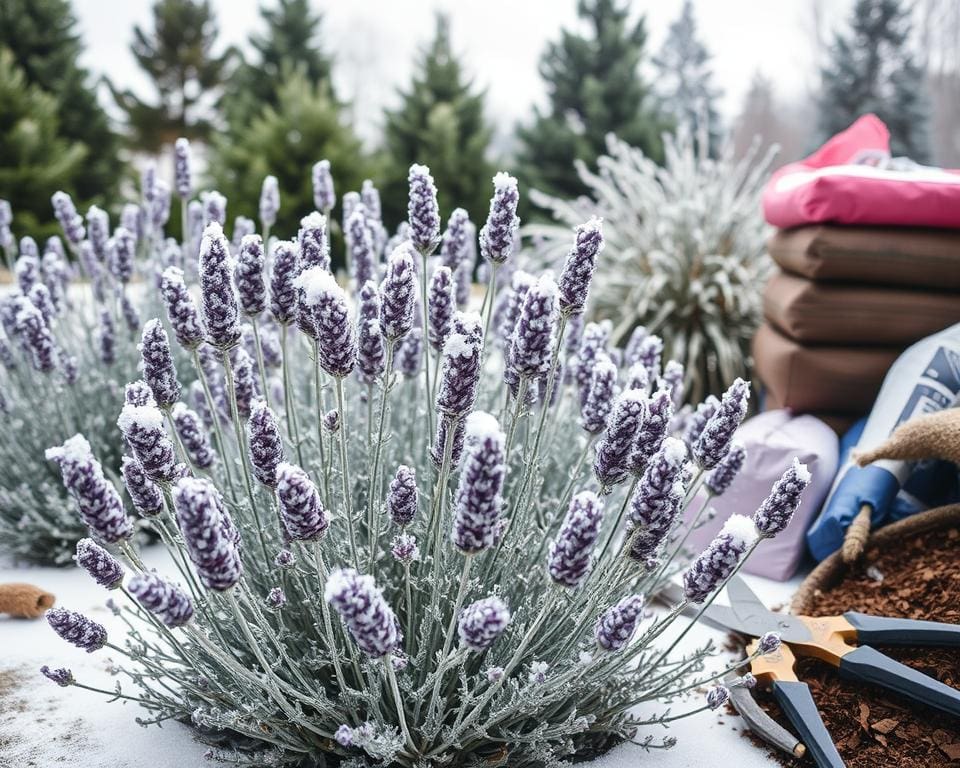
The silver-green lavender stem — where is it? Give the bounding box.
[192,348,236,496]
[419,252,435,439]
[249,316,272,409]
[334,376,358,568]
[313,354,330,505]
[365,341,396,569]
[279,324,304,468]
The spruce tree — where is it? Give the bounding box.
[380,14,493,228]
[653,0,721,156]
[516,0,668,203]
[111,0,235,151]
[818,0,929,160]
[0,0,122,208]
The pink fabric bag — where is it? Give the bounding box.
[762,115,960,230]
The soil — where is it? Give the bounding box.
[738,526,960,767]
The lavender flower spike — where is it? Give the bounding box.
[121,455,164,517]
[705,442,746,496]
[595,595,645,652]
[682,515,759,604]
[693,377,750,470]
[325,568,400,658]
[428,265,455,352]
[173,403,215,469]
[594,389,647,488]
[407,164,441,254]
[753,458,811,537]
[140,319,181,408]
[109,227,135,284]
[345,208,376,287]
[509,274,557,379]
[627,388,674,475]
[558,217,603,316]
[391,533,418,563]
[199,222,241,349]
[202,190,227,227]
[173,477,243,591]
[235,235,266,317]
[479,172,520,265]
[386,465,417,526]
[86,205,109,259]
[299,211,331,271]
[707,685,730,710]
[269,240,299,325]
[74,538,124,590]
[458,596,511,652]
[380,243,418,342]
[117,403,181,483]
[247,399,284,487]
[396,327,422,377]
[682,395,720,449]
[276,462,330,541]
[47,435,133,543]
[357,281,386,384]
[627,438,687,561]
[129,572,194,628]
[259,175,280,229]
[160,267,205,350]
[296,267,356,378]
[451,412,506,553]
[46,608,106,652]
[548,491,605,588]
[51,191,85,245]
[125,380,156,407]
[437,312,484,420]
[312,159,336,212]
[174,138,192,199]
[580,354,617,434]
[15,297,56,373]
[41,666,74,687]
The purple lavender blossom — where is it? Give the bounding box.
[247,400,284,487]
[430,417,466,470]
[456,221,476,309]
[202,191,227,227]
[312,160,336,212]
[627,388,674,475]
[548,491,605,588]
[436,312,483,419]
[705,442,746,496]
[228,346,257,418]
[47,435,132,542]
[259,175,280,228]
[361,179,382,221]
[188,200,204,242]
[108,227,135,284]
[574,320,611,403]
[75,538,124,589]
[558,217,603,316]
[380,244,418,342]
[199,222,241,349]
[266,587,286,610]
[16,252,40,294]
[757,631,782,655]
[753,458,811,536]
[334,724,354,747]
[234,235,266,317]
[693,378,750,470]
[120,203,142,240]
[479,173,519,265]
[296,267,356,378]
[15,297,56,373]
[458,596,511,652]
[139,319,181,408]
[707,685,730,710]
[595,595,645,652]
[172,403,215,469]
[440,208,470,270]
[342,191,360,229]
[451,412,506,553]
[59,351,78,385]
[683,515,758,603]
[407,164,440,254]
[128,572,194,628]
[231,216,255,251]
[396,327,422,377]
[121,454,164,517]
[345,208,377,287]
[594,389,647,488]
[160,267,205,350]
[660,360,685,407]
[125,380,156,407]
[636,335,663,383]
[299,211,331,272]
[174,138,192,199]
[46,608,106,652]
[357,280,386,384]
[274,549,296,569]
[117,404,180,483]
[120,295,140,335]
[323,409,340,433]
[325,568,400,658]
[427,265,455,352]
[387,465,417,526]
[508,274,557,379]
[496,271,535,350]
[580,354,617,434]
[51,191,85,245]
[269,240,300,326]
[391,533,418,563]
[40,666,74,687]
[683,395,720,448]
[276,462,329,541]
[627,438,687,560]
[173,477,243,591]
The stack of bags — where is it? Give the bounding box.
[753,115,960,432]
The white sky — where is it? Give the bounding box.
[73,0,853,148]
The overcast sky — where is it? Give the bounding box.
[73,0,852,147]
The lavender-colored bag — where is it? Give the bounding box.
[683,409,838,580]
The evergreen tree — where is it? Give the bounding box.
[516,0,669,203]
[380,14,493,228]
[111,0,235,151]
[0,49,85,239]
[0,0,122,208]
[653,0,721,156]
[818,0,929,160]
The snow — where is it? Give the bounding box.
[299,210,326,231]
[117,403,165,434]
[661,436,689,466]
[199,221,225,258]
[295,266,343,305]
[45,433,92,465]
[792,457,812,484]
[492,171,518,192]
[721,514,761,548]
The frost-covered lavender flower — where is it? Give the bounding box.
[557,217,603,316]
[479,173,519,265]
[357,281,386,384]
[28,283,56,326]
[345,208,377,287]
[160,267,205,350]
[46,608,106,652]
[120,203,141,242]
[121,454,164,517]
[440,208,469,269]
[705,443,746,496]
[19,235,38,259]
[508,274,557,379]
[574,320,611,401]
[129,573,195,628]
[202,191,227,227]
[387,465,417,527]
[706,685,730,710]
[75,538,124,590]
[173,477,243,591]
[580,354,617,434]
[381,244,417,342]
[140,319,181,408]
[627,439,687,561]
[172,403,215,469]
[247,400,284,487]
[235,235,266,317]
[458,596,511,652]
[51,191,85,245]
[335,724,355,747]
[683,515,758,604]
[312,160,335,212]
[174,138,192,199]
[188,200,204,242]
[595,595,645,652]
[757,631,782,655]
[40,666,74,687]
[636,335,663,383]
[323,409,340,433]
[259,175,280,229]
[753,458,811,537]
[270,240,299,326]
[693,378,750,470]
[407,164,440,254]
[548,491,605,588]
[276,462,329,541]
[229,346,257,418]
[325,568,400,658]
[199,223,241,349]
[396,327,422,377]
[451,412,505,553]
[427,265,455,352]
[391,532,418,562]
[125,380,156,407]
[59,351,78,385]
[594,390,646,488]
[117,404,180,483]
[430,417,466,470]
[528,661,549,684]
[437,312,483,419]
[15,298,56,373]
[266,587,286,610]
[120,294,141,335]
[296,267,356,378]
[109,227,135,284]
[231,216,255,251]
[16,253,40,295]
[342,191,360,228]
[496,271,535,350]
[660,361,685,407]
[274,549,296,569]
[627,388,674,475]
[683,395,719,448]
[47,435,132,542]
[299,211,331,272]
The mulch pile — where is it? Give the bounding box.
[738,526,960,767]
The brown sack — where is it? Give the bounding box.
[752,323,901,414]
[768,225,960,290]
[764,270,960,346]
[0,583,56,618]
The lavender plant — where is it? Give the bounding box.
[37,157,807,767]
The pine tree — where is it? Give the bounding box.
[380,14,493,228]
[0,49,86,239]
[0,0,122,208]
[111,0,235,151]
[653,0,721,156]
[818,0,929,160]
[515,0,669,203]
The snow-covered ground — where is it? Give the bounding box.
[2,547,798,767]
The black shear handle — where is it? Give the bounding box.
[771,680,845,768]
[844,611,960,646]
[838,645,960,718]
